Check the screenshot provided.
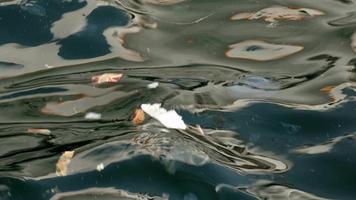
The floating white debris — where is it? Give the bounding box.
[44,64,54,69]
[231,6,324,23]
[91,73,123,84]
[195,125,205,136]
[226,40,303,61]
[56,151,74,176]
[85,112,102,120]
[96,163,105,172]
[27,128,51,136]
[147,82,159,89]
[141,103,187,129]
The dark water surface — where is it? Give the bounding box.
[0,0,356,199]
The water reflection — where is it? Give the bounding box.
[0,0,356,199]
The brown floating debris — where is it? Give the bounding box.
[132,108,145,125]
[27,128,51,136]
[56,151,74,176]
[225,40,303,61]
[320,86,334,93]
[320,85,337,102]
[91,73,123,85]
[231,6,324,23]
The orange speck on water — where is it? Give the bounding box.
[91,73,123,85]
[132,108,145,125]
[320,86,334,93]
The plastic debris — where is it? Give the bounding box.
[231,6,324,23]
[147,82,159,89]
[85,112,102,120]
[44,64,54,69]
[56,151,74,176]
[27,128,51,136]
[320,86,334,93]
[226,40,303,61]
[195,125,205,136]
[132,108,145,125]
[141,103,187,129]
[91,73,123,84]
[96,163,105,172]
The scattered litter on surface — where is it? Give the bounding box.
[85,112,102,120]
[141,103,187,129]
[44,64,54,69]
[132,108,145,125]
[320,86,334,93]
[195,125,205,136]
[27,128,51,136]
[96,163,105,172]
[147,82,159,89]
[91,73,123,84]
[56,151,75,176]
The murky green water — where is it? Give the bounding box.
[0,0,356,199]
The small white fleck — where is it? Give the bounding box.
[44,64,54,68]
[147,82,159,89]
[85,112,102,120]
[96,163,104,171]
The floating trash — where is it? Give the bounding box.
[56,151,75,176]
[194,125,205,136]
[226,40,303,61]
[320,85,334,93]
[91,73,123,85]
[132,108,145,125]
[141,103,187,129]
[85,112,102,120]
[96,163,105,172]
[231,6,324,23]
[27,128,51,136]
[147,82,159,89]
